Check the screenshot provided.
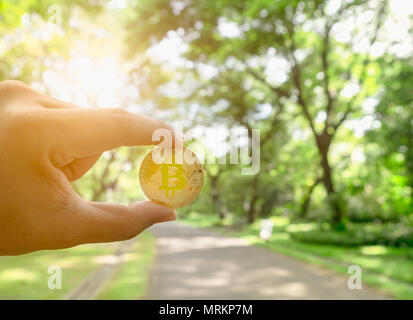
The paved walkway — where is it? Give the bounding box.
[148,222,388,299]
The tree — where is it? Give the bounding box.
[0,0,106,82]
[125,0,388,224]
[367,57,413,214]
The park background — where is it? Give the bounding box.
[0,0,412,299]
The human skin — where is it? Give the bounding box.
[0,80,178,255]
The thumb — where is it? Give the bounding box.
[68,200,176,245]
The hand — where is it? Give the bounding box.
[0,80,178,255]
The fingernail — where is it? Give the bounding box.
[158,209,176,223]
[145,201,176,221]
[166,209,177,221]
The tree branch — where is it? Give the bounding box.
[261,101,285,146]
[322,0,367,132]
[92,151,116,201]
[332,1,388,131]
[247,69,289,98]
[290,52,318,137]
[322,23,335,132]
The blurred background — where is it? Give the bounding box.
[0,0,412,300]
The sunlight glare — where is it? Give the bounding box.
[217,18,242,38]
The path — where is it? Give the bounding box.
[148,222,388,299]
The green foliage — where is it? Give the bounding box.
[0,0,105,31]
[124,0,397,225]
[366,57,413,215]
[291,226,413,247]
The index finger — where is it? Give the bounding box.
[46,107,182,159]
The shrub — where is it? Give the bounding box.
[291,225,413,247]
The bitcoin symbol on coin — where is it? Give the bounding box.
[139,147,204,208]
[159,164,187,197]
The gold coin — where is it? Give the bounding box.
[139,147,204,208]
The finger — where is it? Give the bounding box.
[60,153,102,181]
[41,95,78,109]
[0,80,44,106]
[68,200,176,245]
[45,107,181,159]
[0,81,76,111]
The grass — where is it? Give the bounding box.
[181,212,413,300]
[97,232,155,300]
[0,232,156,300]
[0,243,118,299]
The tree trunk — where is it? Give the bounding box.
[261,189,279,217]
[92,151,116,201]
[316,134,344,224]
[406,115,413,200]
[299,177,321,218]
[247,175,259,224]
[210,175,225,220]
[247,195,258,224]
